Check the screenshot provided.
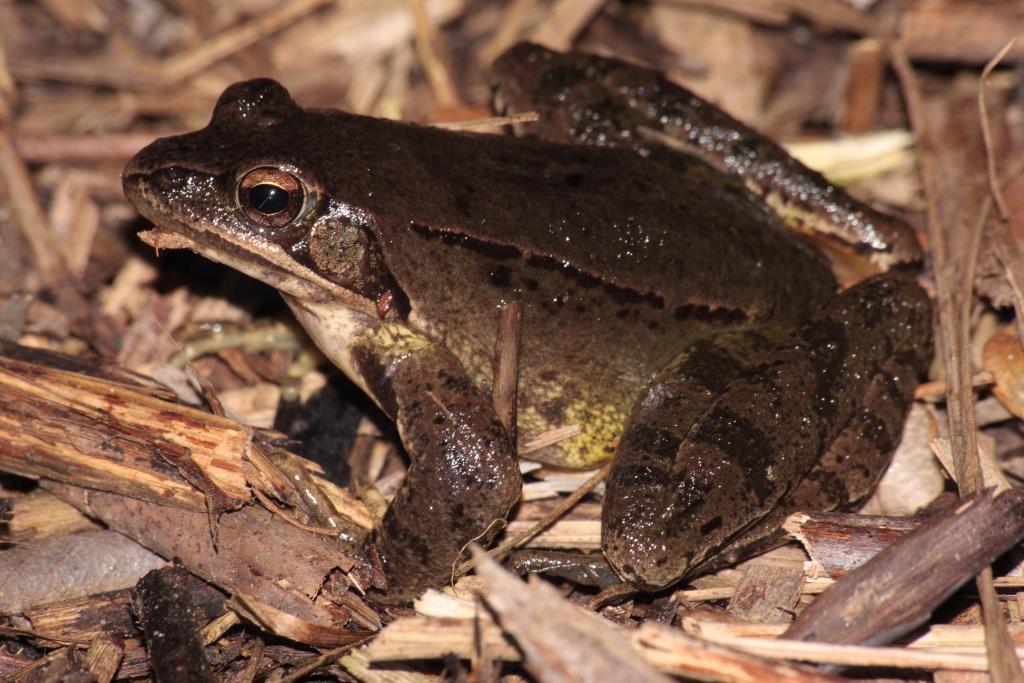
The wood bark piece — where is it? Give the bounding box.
[132,564,216,683]
[890,42,1023,683]
[24,590,139,642]
[0,340,371,530]
[783,488,1024,645]
[369,600,848,681]
[366,614,519,663]
[111,639,152,681]
[340,648,438,683]
[83,634,123,683]
[0,529,166,615]
[2,646,78,682]
[24,576,226,643]
[684,622,1001,672]
[504,499,601,549]
[0,342,245,510]
[48,482,373,648]
[690,619,1024,649]
[727,564,804,623]
[838,38,885,134]
[785,511,923,577]
[492,301,522,434]
[900,2,1024,65]
[0,488,98,543]
[633,623,844,683]
[474,549,673,683]
[934,672,992,683]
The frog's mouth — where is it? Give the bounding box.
[135,223,332,301]
[124,169,377,318]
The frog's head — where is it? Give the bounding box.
[123,79,387,319]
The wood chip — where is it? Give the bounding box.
[784,488,1024,645]
[727,564,804,624]
[475,548,673,683]
[132,564,216,683]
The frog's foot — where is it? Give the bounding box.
[508,550,621,589]
[603,273,932,590]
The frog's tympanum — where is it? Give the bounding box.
[123,43,932,601]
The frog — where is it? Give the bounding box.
[122,43,932,602]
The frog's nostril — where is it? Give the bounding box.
[121,170,147,202]
[123,153,146,180]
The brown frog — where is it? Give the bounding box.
[123,44,932,601]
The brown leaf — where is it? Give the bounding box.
[983,323,1024,419]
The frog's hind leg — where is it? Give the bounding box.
[603,272,932,590]
[601,328,778,586]
[688,351,923,576]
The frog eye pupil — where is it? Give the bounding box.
[248,184,289,214]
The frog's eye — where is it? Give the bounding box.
[237,167,304,228]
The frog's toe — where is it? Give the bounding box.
[603,528,691,590]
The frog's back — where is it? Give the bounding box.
[144,97,832,321]
[300,111,833,319]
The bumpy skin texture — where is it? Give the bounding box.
[692,349,924,577]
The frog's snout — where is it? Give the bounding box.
[121,164,151,213]
[121,163,165,212]
[123,133,172,182]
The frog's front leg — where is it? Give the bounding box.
[366,338,522,601]
[604,273,932,589]
[286,301,522,602]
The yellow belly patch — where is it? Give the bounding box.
[518,390,629,469]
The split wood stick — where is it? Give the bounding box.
[492,301,523,434]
